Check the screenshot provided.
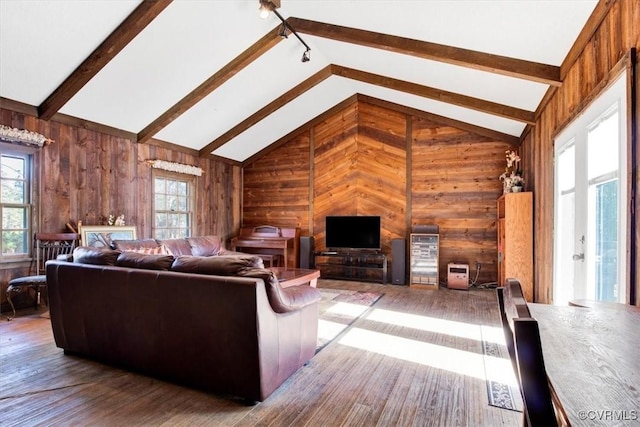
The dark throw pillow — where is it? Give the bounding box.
[72,246,121,266]
[186,236,223,257]
[116,251,175,271]
[170,255,260,276]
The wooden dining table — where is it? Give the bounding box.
[528,302,640,426]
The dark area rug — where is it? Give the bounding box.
[480,330,523,412]
[316,289,383,353]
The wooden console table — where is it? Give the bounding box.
[314,251,387,284]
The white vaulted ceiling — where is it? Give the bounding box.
[0,0,598,164]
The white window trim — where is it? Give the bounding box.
[152,169,196,239]
[0,144,35,263]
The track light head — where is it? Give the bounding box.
[258,0,273,19]
[257,1,310,65]
[278,23,288,38]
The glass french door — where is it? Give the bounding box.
[553,74,627,305]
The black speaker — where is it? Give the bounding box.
[299,236,315,269]
[391,238,406,285]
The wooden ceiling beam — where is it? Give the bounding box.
[203,63,531,158]
[37,0,172,121]
[137,25,283,144]
[288,17,562,87]
[332,65,535,124]
[199,65,333,157]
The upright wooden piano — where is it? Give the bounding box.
[231,225,300,268]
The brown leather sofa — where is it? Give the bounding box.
[111,235,242,257]
[46,247,321,402]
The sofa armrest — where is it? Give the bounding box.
[238,267,321,313]
[219,249,252,257]
[56,253,73,262]
[275,285,321,312]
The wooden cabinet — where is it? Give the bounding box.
[409,233,440,290]
[497,192,533,301]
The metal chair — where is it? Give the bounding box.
[6,232,78,320]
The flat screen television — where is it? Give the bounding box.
[325,215,381,250]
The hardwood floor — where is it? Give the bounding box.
[0,280,520,426]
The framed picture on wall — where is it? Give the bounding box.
[80,226,137,248]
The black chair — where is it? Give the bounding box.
[6,232,78,320]
[497,278,569,427]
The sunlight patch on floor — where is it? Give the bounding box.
[318,319,350,341]
[364,307,505,344]
[479,323,508,345]
[326,301,370,318]
[337,327,516,384]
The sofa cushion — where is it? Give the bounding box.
[73,247,121,266]
[125,245,171,255]
[116,251,175,271]
[157,238,191,256]
[186,236,224,257]
[112,238,159,252]
[170,255,261,276]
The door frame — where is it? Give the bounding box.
[553,71,629,304]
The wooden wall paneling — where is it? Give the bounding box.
[357,102,407,250]
[230,163,242,241]
[405,115,413,235]
[41,121,65,232]
[308,127,315,235]
[114,138,135,228]
[135,143,151,237]
[82,130,99,225]
[313,104,359,249]
[634,46,640,306]
[57,123,72,231]
[99,134,112,224]
[26,115,43,233]
[411,116,509,286]
[70,128,86,233]
[241,99,515,286]
[195,158,210,237]
[242,131,311,235]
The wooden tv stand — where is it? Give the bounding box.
[314,251,387,284]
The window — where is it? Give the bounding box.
[0,150,32,259]
[153,172,194,239]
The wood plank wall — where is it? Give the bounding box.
[243,99,513,285]
[412,116,509,283]
[524,0,640,304]
[0,107,241,310]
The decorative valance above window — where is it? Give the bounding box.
[0,125,54,147]
[146,159,204,177]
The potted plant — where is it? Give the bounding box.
[511,172,524,192]
[499,150,524,193]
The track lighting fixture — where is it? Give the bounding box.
[278,23,288,39]
[258,0,311,63]
[258,0,277,19]
[301,49,310,63]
